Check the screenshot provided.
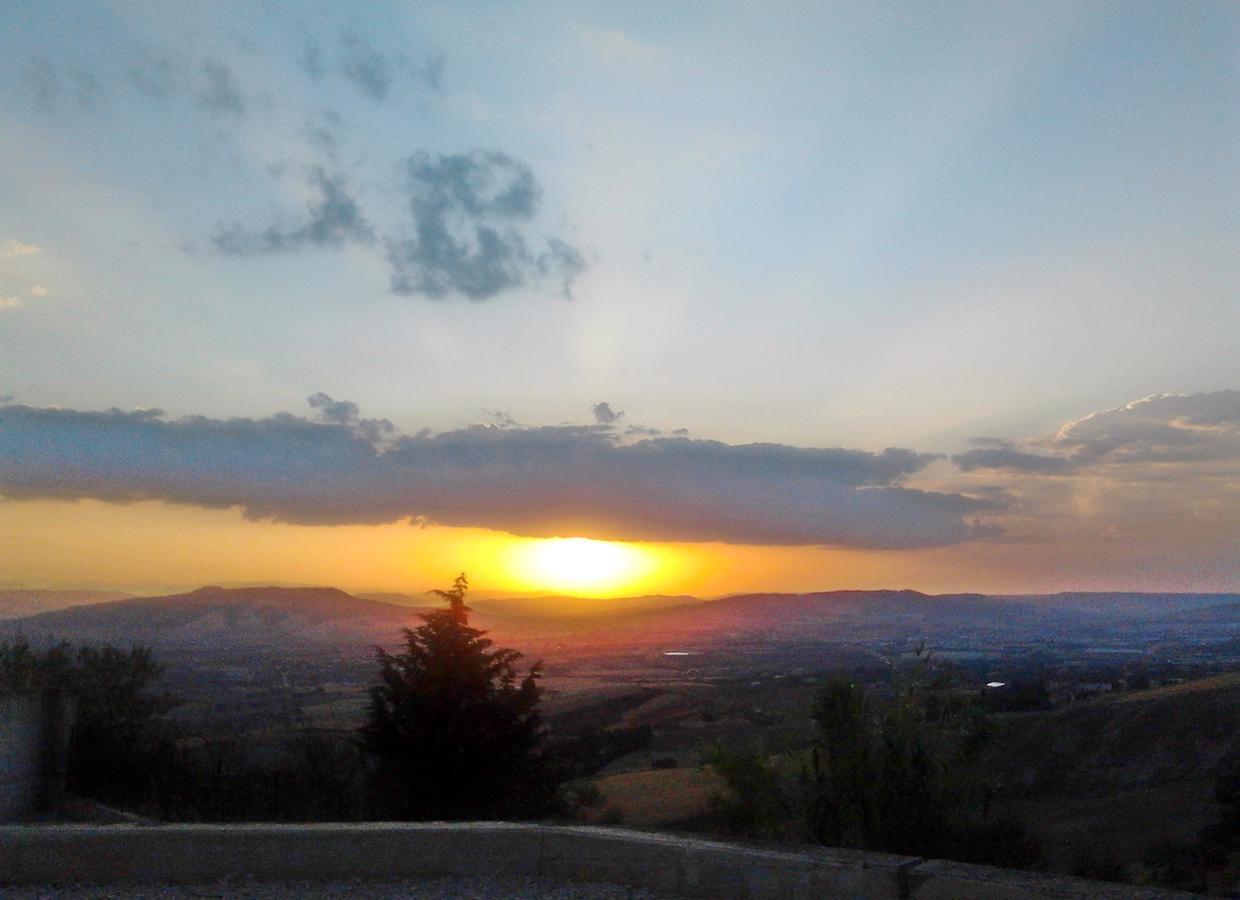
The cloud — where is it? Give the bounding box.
[1,240,40,259]
[419,57,445,92]
[0,298,22,310]
[307,392,394,443]
[307,391,360,425]
[481,409,520,429]
[386,150,585,300]
[537,238,587,300]
[953,391,1240,474]
[128,53,246,118]
[67,69,103,108]
[208,146,579,302]
[339,30,394,101]
[952,445,1075,475]
[213,168,375,254]
[300,39,326,81]
[1055,391,1240,465]
[23,56,58,112]
[297,30,439,100]
[0,401,991,549]
[305,110,343,160]
[128,56,183,100]
[18,53,104,112]
[28,286,48,297]
[196,60,246,117]
[941,392,1240,569]
[592,402,623,425]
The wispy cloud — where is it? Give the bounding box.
[20,55,103,112]
[1,240,40,259]
[213,168,375,255]
[339,29,395,101]
[127,55,183,100]
[297,29,440,100]
[196,60,247,117]
[22,56,59,112]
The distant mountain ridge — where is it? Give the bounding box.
[3,585,1235,656]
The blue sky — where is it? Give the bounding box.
[1,1,1237,592]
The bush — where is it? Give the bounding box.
[1,637,176,809]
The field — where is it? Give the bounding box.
[583,768,724,827]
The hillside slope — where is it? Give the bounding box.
[988,671,1240,796]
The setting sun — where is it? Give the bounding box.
[503,537,664,596]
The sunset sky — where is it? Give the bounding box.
[2,1,1237,597]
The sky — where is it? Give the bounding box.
[1,1,1237,597]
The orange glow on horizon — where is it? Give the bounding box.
[4,497,1233,600]
[498,537,668,597]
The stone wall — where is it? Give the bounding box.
[0,823,1197,898]
[0,691,74,820]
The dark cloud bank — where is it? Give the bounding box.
[0,399,993,550]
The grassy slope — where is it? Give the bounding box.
[579,671,1240,875]
[981,673,1240,873]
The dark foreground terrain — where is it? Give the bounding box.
[4,585,1238,892]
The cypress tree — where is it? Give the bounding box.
[358,574,553,819]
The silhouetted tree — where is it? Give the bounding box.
[357,574,556,819]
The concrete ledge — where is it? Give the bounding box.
[0,823,1199,899]
[906,858,1194,900]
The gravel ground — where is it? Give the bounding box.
[2,876,687,899]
